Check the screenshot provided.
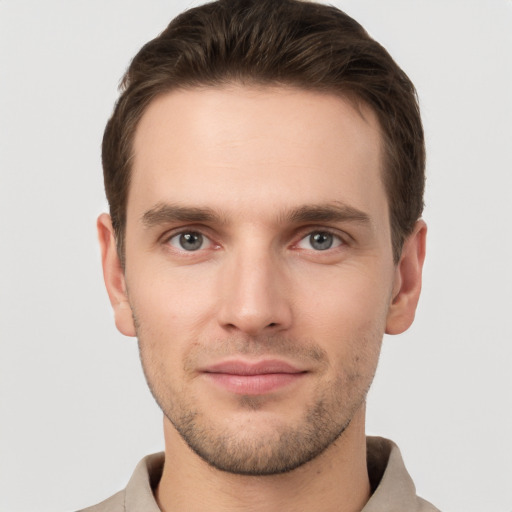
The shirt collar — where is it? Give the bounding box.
[123,437,437,512]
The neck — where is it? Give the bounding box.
[155,406,371,512]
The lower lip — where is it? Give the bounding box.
[204,372,305,395]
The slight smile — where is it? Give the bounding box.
[201,359,308,395]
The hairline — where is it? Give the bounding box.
[115,80,401,267]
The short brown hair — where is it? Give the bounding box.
[102,0,425,264]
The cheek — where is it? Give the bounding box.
[292,262,390,383]
[126,261,219,339]
[296,264,391,336]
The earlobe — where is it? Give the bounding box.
[97,213,136,337]
[385,220,427,335]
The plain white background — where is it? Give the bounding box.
[1,1,511,511]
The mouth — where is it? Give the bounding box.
[200,359,308,395]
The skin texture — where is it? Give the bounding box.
[98,85,426,512]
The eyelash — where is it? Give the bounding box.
[162,227,348,254]
[295,230,345,251]
[164,229,217,253]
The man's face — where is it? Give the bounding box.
[100,85,420,475]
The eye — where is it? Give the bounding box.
[167,231,212,251]
[297,231,343,251]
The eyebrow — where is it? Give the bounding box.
[141,201,371,228]
[284,203,371,225]
[141,203,225,227]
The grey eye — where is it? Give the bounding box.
[297,231,343,251]
[309,232,334,250]
[169,232,208,251]
[180,232,203,250]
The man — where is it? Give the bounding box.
[86,0,436,510]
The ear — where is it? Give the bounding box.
[97,213,136,337]
[385,220,427,335]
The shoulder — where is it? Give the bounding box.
[76,490,125,512]
[75,452,164,512]
[417,496,441,512]
[365,436,441,512]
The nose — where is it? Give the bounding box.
[217,246,293,336]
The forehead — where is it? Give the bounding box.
[129,85,386,224]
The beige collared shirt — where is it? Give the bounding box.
[79,437,439,511]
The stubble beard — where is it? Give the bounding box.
[136,326,381,476]
[161,377,354,476]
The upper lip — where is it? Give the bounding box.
[201,359,305,375]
